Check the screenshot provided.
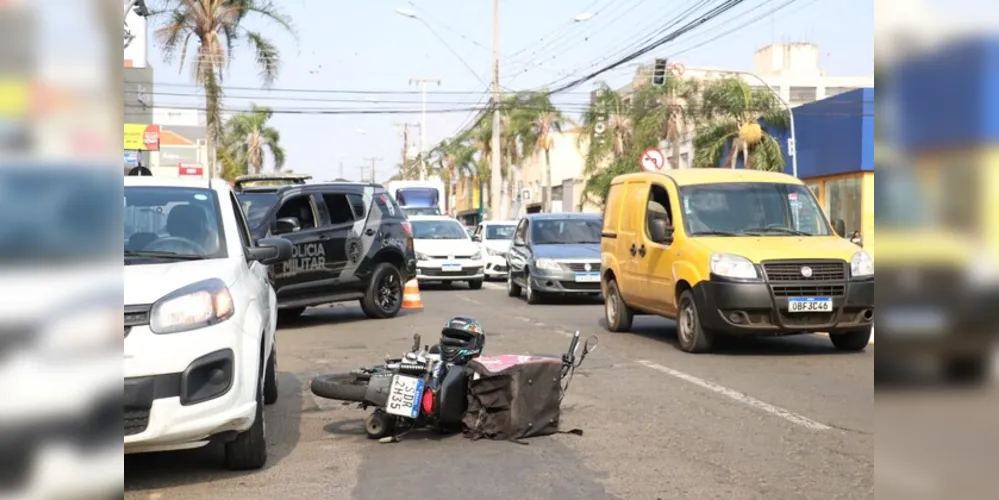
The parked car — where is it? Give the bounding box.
[471,220,517,279]
[410,215,485,289]
[124,175,292,469]
[234,175,417,320]
[505,213,603,304]
[600,169,873,353]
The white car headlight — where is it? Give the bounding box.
[43,304,120,354]
[710,253,759,279]
[486,247,505,257]
[415,251,429,261]
[534,258,562,271]
[850,250,874,278]
[150,279,235,334]
[966,253,999,287]
[470,250,482,260]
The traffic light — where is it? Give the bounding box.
[651,58,668,87]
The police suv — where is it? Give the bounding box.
[124,175,292,469]
[234,174,418,320]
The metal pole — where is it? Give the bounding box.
[409,78,440,181]
[488,0,502,221]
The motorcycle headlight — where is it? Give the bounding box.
[534,258,562,271]
[710,253,758,279]
[150,279,234,334]
[851,250,874,278]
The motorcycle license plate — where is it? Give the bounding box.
[385,375,424,418]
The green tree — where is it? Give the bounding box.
[692,77,789,171]
[221,103,285,177]
[154,0,294,178]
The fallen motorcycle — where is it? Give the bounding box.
[310,317,597,441]
[310,317,486,440]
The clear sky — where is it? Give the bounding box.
[145,0,875,181]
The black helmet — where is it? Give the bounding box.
[439,317,485,364]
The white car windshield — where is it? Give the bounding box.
[678,182,831,236]
[485,224,516,240]
[0,169,117,262]
[411,220,468,240]
[125,186,227,260]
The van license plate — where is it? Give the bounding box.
[385,375,424,418]
[441,262,462,271]
[574,272,601,283]
[788,297,832,312]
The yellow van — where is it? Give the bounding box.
[600,169,874,353]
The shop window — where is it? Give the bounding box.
[806,182,821,200]
[824,177,862,235]
[789,86,817,103]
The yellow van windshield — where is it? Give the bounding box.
[678,182,831,237]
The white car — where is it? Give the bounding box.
[471,220,517,279]
[124,176,292,470]
[410,215,485,289]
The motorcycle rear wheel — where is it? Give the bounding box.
[365,410,395,439]
[310,373,369,402]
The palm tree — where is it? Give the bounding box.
[221,104,285,176]
[692,77,789,171]
[522,92,570,212]
[154,0,294,178]
[578,84,634,177]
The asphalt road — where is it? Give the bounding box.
[125,281,874,500]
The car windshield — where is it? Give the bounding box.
[411,219,468,240]
[531,219,603,245]
[236,191,278,229]
[678,182,831,236]
[0,168,118,263]
[873,167,934,229]
[485,224,516,240]
[403,206,441,216]
[124,187,227,260]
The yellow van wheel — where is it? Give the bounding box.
[604,279,633,332]
[676,290,716,353]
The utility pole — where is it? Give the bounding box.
[409,78,441,181]
[393,122,420,179]
[362,156,382,183]
[488,0,502,221]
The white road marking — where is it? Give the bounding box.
[482,281,505,290]
[636,360,832,431]
[457,295,481,305]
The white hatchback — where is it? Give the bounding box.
[410,215,485,289]
[124,176,291,470]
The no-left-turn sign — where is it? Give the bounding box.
[640,148,666,172]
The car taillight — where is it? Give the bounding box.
[421,388,434,415]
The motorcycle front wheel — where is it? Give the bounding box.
[310,372,369,402]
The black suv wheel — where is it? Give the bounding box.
[361,263,404,319]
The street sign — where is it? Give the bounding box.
[787,137,797,156]
[521,188,531,201]
[178,162,204,177]
[640,148,666,172]
[123,151,139,167]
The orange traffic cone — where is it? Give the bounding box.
[402,279,424,310]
